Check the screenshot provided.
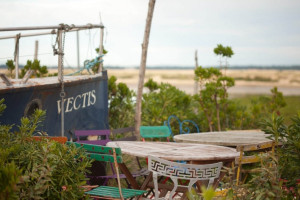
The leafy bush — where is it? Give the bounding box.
[108,75,135,129]
[5,59,15,78]
[20,59,48,78]
[261,113,300,199]
[194,66,235,131]
[218,114,300,199]
[142,79,199,134]
[0,100,92,199]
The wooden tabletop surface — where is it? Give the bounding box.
[174,130,272,147]
[106,141,239,162]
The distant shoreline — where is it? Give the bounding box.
[1,67,300,95]
[1,65,300,71]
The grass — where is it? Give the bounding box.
[231,94,300,125]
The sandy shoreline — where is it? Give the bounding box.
[1,68,300,95]
[107,68,300,95]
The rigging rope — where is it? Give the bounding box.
[66,55,104,76]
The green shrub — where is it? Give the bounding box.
[142,80,199,134]
[108,76,135,129]
[261,113,300,199]
[0,99,92,199]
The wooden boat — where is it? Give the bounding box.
[0,23,109,139]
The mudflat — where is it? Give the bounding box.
[106,68,300,95]
[2,68,300,95]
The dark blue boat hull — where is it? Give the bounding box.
[0,71,109,139]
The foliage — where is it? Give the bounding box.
[0,100,92,199]
[260,113,300,199]
[20,59,48,78]
[194,66,235,131]
[108,76,135,129]
[0,161,22,200]
[142,79,199,133]
[90,47,108,74]
[187,187,217,200]
[6,59,15,77]
[218,114,300,199]
[107,71,291,134]
[242,154,285,200]
[144,78,159,92]
[213,44,234,71]
[249,87,286,126]
[220,154,285,200]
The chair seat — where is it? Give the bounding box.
[85,186,147,199]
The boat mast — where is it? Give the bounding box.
[76,30,80,70]
[14,34,20,79]
[57,27,65,137]
[34,40,39,60]
[98,23,104,73]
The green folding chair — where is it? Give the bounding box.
[66,142,147,200]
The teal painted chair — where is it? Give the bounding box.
[164,115,199,137]
[140,126,171,142]
[66,142,148,199]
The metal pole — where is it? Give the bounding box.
[0,30,56,40]
[34,40,39,60]
[57,29,64,137]
[14,35,19,79]
[98,24,104,73]
[0,24,103,32]
[76,30,80,70]
[58,30,63,81]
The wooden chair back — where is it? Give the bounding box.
[111,127,137,141]
[235,140,276,185]
[67,142,123,163]
[148,156,222,200]
[111,127,143,171]
[74,129,111,145]
[140,126,171,142]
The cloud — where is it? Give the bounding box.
[0,0,300,67]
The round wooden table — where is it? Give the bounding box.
[107,141,239,192]
[106,141,239,162]
[174,130,272,147]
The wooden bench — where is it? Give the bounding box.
[235,140,277,185]
[66,142,147,199]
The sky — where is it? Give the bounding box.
[0,0,300,68]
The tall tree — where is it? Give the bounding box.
[135,0,156,140]
[213,44,234,74]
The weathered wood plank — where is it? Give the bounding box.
[174,130,272,147]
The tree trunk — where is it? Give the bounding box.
[214,94,221,131]
[134,0,156,140]
[199,99,213,132]
[194,50,199,95]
